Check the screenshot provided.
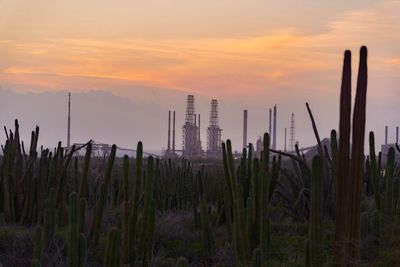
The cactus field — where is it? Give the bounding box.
[1,47,400,266]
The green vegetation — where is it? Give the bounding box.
[0,46,399,266]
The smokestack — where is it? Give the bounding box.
[396,126,399,144]
[173,111,176,154]
[67,92,71,148]
[243,110,248,149]
[385,126,388,145]
[284,127,287,152]
[269,108,272,137]
[198,114,201,142]
[167,111,171,151]
[273,105,277,149]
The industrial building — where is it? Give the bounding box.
[182,95,202,158]
[207,99,222,158]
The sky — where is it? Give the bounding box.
[0,0,399,152]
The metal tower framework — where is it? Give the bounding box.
[182,95,202,157]
[207,99,222,157]
[290,112,295,151]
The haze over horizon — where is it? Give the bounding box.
[1,0,399,152]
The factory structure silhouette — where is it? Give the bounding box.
[66,93,399,160]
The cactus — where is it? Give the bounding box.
[221,133,273,265]
[104,228,122,267]
[78,142,92,199]
[89,182,106,247]
[304,239,310,267]
[42,188,56,249]
[260,133,271,264]
[68,192,79,267]
[33,226,42,261]
[360,212,369,260]
[251,248,261,267]
[200,198,215,263]
[122,155,130,264]
[222,140,249,264]
[78,198,86,234]
[175,257,189,267]
[89,144,116,247]
[129,142,143,263]
[30,259,41,267]
[384,147,396,216]
[334,46,368,266]
[369,132,381,210]
[330,130,338,192]
[309,156,324,266]
[138,156,155,266]
[78,233,86,267]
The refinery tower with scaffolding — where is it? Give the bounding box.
[207,99,222,158]
[182,95,202,158]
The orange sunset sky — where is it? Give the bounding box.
[0,0,399,151]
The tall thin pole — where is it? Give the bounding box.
[67,92,71,147]
[396,126,399,144]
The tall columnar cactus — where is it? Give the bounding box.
[309,156,324,266]
[68,192,79,267]
[260,133,271,265]
[200,198,215,263]
[384,147,395,216]
[334,46,368,266]
[89,144,116,247]
[251,158,261,249]
[175,257,189,267]
[30,259,41,267]
[360,209,380,261]
[78,198,86,234]
[33,226,42,261]
[78,234,86,267]
[369,132,381,210]
[138,156,156,266]
[78,142,92,199]
[330,130,338,192]
[1,120,23,223]
[222,140,249,264]
[251,248,261,267]
[304,239,310,267]
[221,133,272,266]
[42,188,56,249]
[104,228,122,267]
[122,155,130,264]
[129,142,143,263]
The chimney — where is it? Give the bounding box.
[198,114,201,142]
[269,108,272,137]
[385,126,388,145]
[167,111,171,151]
[172,111,176,154]
[243,110,248,149]
[284,127,287,152]
[273,105,277,149]
[67,92,71,148]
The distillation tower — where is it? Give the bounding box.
[207,99,222,157]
